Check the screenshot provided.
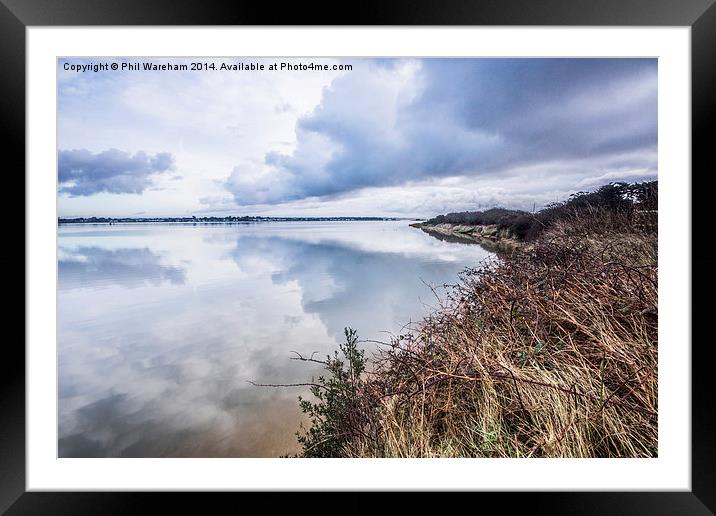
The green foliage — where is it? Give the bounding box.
[296,328,368,457]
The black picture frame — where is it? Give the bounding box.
[4,0,714,513]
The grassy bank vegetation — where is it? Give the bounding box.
[290,181,658,458]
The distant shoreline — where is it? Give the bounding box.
[59,216,420,225]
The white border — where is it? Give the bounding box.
[27,27,691,491]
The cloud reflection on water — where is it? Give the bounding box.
[59,246,186,289]
[58,222,492,457]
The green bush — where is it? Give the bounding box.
[296,328,369,457]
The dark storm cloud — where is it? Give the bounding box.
[225,58,657,205]
[58,148,174,196]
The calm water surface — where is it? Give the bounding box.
[58,221,493,457]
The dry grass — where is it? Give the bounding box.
[338,210,658,458]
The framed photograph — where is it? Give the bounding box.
[6,0,714,512]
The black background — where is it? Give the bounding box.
[2,0,714,513]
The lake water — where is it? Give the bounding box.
[58,221,493,457]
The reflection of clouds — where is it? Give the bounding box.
[58,222,490,457]
[225,221,486,264]
[58,258,326,456]
[59,246,186,289]
[58,329,313,457]
[231,230,492,344]
[59,382,305,457]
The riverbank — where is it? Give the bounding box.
[409,221,522,252]
[290,181,658,458]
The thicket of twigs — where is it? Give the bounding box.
[288,202,657,458]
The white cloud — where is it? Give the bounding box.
[58,58,657,218]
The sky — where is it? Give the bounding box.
[57,57,657,218]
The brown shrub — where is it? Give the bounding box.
[339,212,657,458]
